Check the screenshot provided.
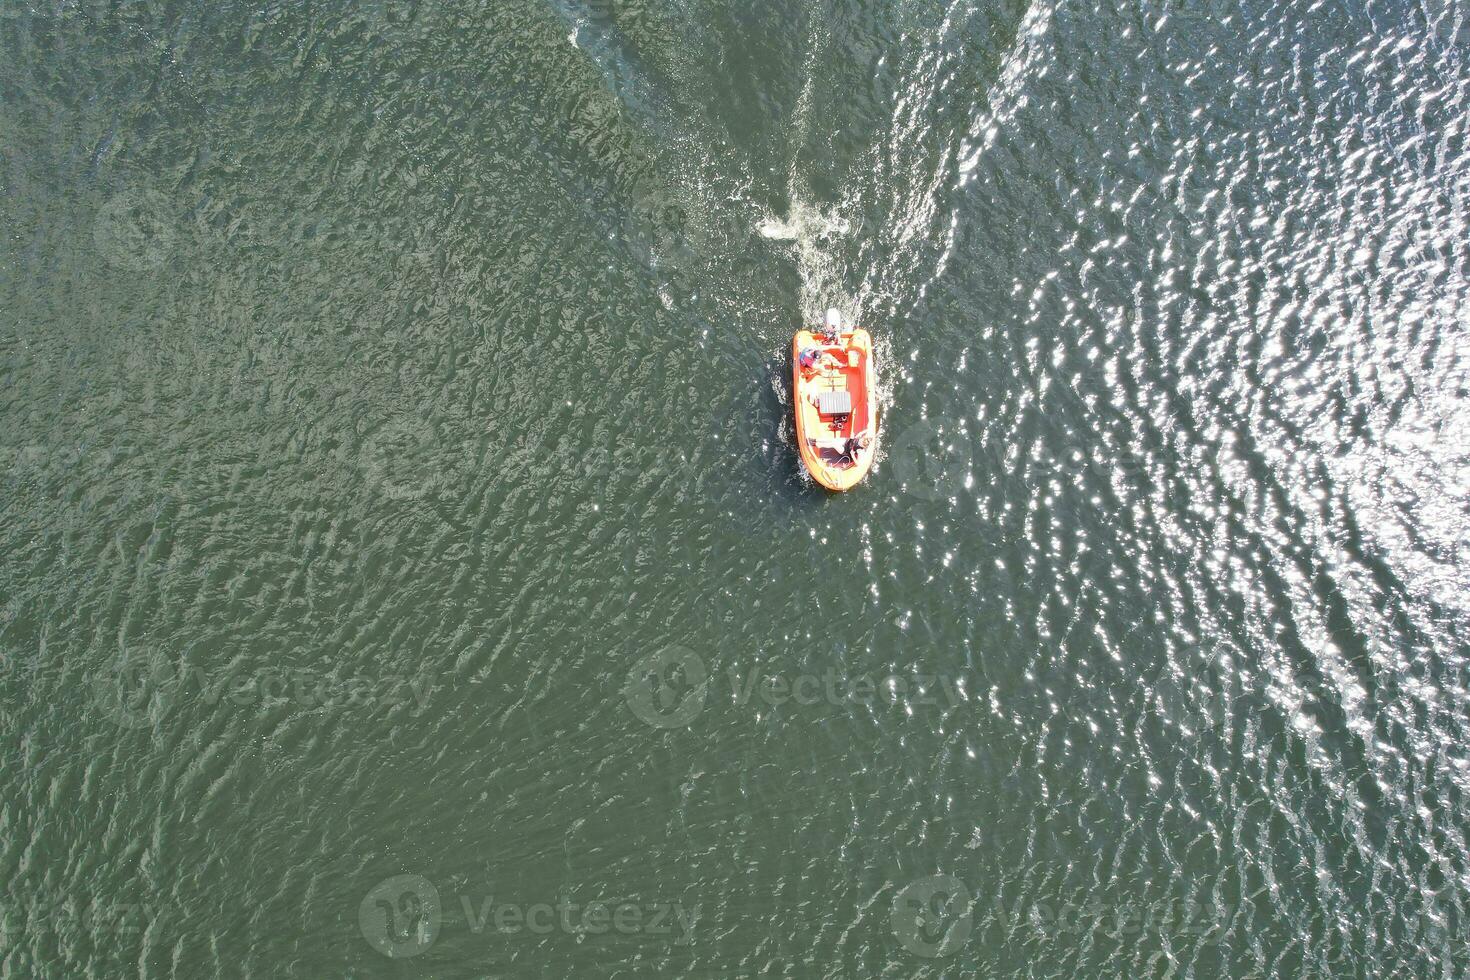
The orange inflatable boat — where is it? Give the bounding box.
[792,309,879,491]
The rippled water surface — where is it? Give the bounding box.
[3,0,1469,975]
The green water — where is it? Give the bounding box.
[3,0,1469,976]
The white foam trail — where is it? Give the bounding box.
[956,0,1055,177]
[859,0,1057,318]
[762,19,865,325]
[759,200,856,325]
[764,0,1058,330]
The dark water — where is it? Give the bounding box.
[3,0,1469,975]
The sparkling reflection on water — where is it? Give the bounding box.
[1,0,1467,975]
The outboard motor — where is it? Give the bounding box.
[823,308,843,343]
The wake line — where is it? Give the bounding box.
[865,0,1058,321]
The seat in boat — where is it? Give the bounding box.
[815,389,852,416]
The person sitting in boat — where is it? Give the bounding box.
[799,346,821,369]
[843,432,871,459]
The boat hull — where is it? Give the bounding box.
[792,327,878,491]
